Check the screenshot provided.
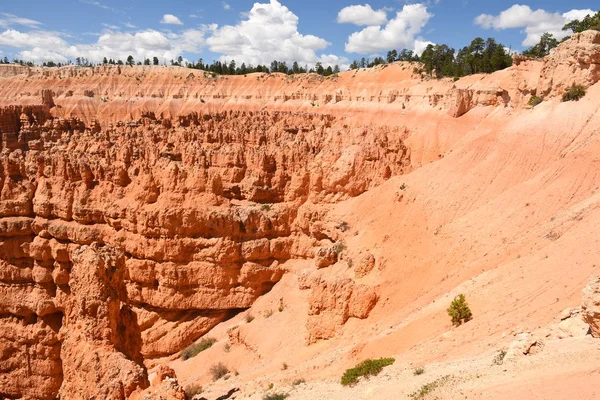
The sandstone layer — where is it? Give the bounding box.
[1,32,600,399]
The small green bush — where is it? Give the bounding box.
[184,383,202,398]
[261,204,272,211]
[528,95,543,107]
[409,376,450,399]
[562,85,586,102]
[340,357,395,386]
[292,378,305,386]
[263,394,288,400]
[245,314,255,323]
[447,294,472,326]
[181,337,217,360]
[413,367,425,375]
[210,362,230,381]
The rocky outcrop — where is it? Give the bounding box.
[582,275,600,338]
[58,244,148,399]
[304,276,378,344]
[538,30,600,98]
[0,101,408,398]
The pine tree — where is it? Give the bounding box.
[447,294,472,326]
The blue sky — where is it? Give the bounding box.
[0,0,596,68]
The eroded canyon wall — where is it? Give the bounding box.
[1,30,599,399]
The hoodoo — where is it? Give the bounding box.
[1,15,600,399]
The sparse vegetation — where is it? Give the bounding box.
[562,84,586,102]
[400,183,407,191]
[413,367,425,375]
[261,204,272,211]
[224,343,231,353]
[292,378,305,386]
[333,241,347,255]
[409,376,450,400]
[210,362,230,381]
[263,394,288,400]
[281,362,288,370]
[337,221,350,232]
[493,350,507,365]
[528,95,543,107]
[184,383,202,398]
[245,313,255,323]
[180,337,217,360]
[447,294,472,326]
[265,309,274,318]
[340,357,395,386]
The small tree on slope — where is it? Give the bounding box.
[447,294,473,326]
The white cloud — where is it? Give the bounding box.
[0,27,205,64]
[337,4,388,26]
[205,0,345,68]
[0,0,348,68]
[345,4,432,54]
[79,0,121,14]
[475,5,596,46]
[161,14,183,25]
[0,30,69,50]
[0,13,42,28]
[222,2,231,10]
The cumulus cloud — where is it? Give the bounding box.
[161,14,183,25]
[0,0,348,68]
[337,4,388,26]
[205,0,346,68]
[475,5,596,46]
[0,27,205,64]
[345,3,432,54]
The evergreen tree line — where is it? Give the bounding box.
[348,37,513,79]
[2,12,597,76]
[522,11,600,58]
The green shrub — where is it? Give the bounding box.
[447,294,472,326]
[528,95,543,107]
[210,362,229,381]
[184,383,202,398]
[181,337,217,360]
[292,378,305,386]
[409,376,450,399]
[340,357,395,386]
[263,394,288,400]
[562,85,586,102]
[261,204,272,211]
[413,367,425,375]
[245,314,255,323]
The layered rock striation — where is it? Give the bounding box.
[0,102,409,398]
[2,31,600,399]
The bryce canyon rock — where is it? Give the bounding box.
[582,275,600,337]
[1,31,600,399]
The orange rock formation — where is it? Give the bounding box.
[1,31,600,399]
